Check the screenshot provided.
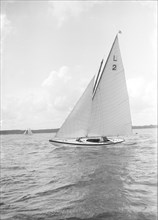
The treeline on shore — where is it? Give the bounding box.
[0,125,157,135]
[132,125,157,129]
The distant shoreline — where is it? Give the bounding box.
[0,125,157,135]
[0,128,58,135]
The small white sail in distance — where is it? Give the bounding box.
[55,34,132,139]
[24,128,33,135]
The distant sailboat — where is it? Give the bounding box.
[24,128,33,135]
[49,32,132,146]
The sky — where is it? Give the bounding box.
[1,0,157,130]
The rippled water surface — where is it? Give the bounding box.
[0,129,157,220]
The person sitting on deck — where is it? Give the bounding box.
[76,137,81,142]
[102,136,109,142]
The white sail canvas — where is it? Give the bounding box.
[24,128,33,135]
[56,77,95,138]
[88,36,132,136]
[50,34,132,145]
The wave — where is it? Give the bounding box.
[1,130,157,220]
[2,211,156,220]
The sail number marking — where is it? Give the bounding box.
[112,64,117,70]
[112,55,117,70]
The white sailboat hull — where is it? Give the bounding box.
[49,137,124,146]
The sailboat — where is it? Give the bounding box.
[49,32,132,146]
[24,128,33,135]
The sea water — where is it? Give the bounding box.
[0,129,157,220]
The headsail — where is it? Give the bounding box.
[56,77,95,138]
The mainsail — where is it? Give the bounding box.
[88,35,132,136]
[55,34,132,139]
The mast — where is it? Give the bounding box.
[93,59,104,94]
[92,34,118,99]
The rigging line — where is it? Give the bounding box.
[93,59,104,93]
[92,34,118,100]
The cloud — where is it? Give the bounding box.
[1,66,90,129]
[42,69,157,127]
[41,65,90,127]
[127,77,156,108]
[1,14,8,29]
[138,1,157,9]
[1,91,49,129]
[0,13,13,55]
[2,66,157,129]
[42,66,71,87]
[48,1,99,27]
[42,66,89,112]
[0,14,12,40]
[127,77,157,125]
[127,77,145,98]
